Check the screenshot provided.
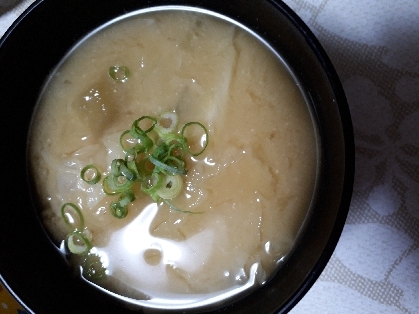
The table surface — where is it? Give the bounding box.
[1,0,418,313]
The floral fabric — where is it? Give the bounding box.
[283,1,419,313]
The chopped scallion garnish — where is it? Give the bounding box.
[61,203,84,231]
[181,121,209,156]
[61,103,209,276]
[80,164,101,185]
[66,230,91,255]
[156,174,183,200]
[110,201,128,219]
[83,254,107,280]
[109,65,130,82]
[141,172,163,196]
[92,112,208,215]
[155,111,178,137]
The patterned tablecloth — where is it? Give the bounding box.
[1,0,418,313]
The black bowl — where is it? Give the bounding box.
[0,0,354,313]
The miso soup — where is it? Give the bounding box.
[29,8,318,310]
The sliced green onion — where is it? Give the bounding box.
[149,155,187,175]
[73,111,209,220]
[109,189,135,219]
[109,174,134,192]
[130,117,156,151]
[181,122,209,156]
[124,147,137,162]
[141,172,163,195]
[61,203,84,231]
[163,133,185,146]
[109,66,130,83]
[109,158,137,182]
[83,254,107,280]
[127,159,142,181]
[80,164,101,185]
[110,202,128,219]
[156,175,183,199]
[163,156,186,171]
[119,162,135,181]
[124,144,146,162]
[152,142,169,159]
[119,190,135,207]
[167,142,186,159]
[120,129,135,152]
[155,112,178,137]
[135,132,153,151]
[131,116,157,135]
[66,230,91,255]
[102,176,119,196]
[110,159,125,177]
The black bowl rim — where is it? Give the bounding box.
[0,0,354,313]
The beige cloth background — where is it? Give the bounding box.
[1,0,418,313]
[283,1,419,313]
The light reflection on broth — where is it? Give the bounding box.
[29,8,318,310]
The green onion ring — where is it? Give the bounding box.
[130,117,156,151]
[83,254,107,280]
[61,203,84,231]
[102,176,119,195]
[149,155,187,175]
[109,174,134,192]
[181,122,209,156]
[109,65,130,83]
[167,142,186,158]
[163,155,186,170]
[152,142,169,160]
[110,202,128,219]
[66,230,92,255]
[119,162,135,181]
[110,159,125,177]
[136,134,153,151]
[131,116,157,135]
[163,133,185,145]
[119,130,134,152]
[134,143,147,154]
[156,175,183,200]
[127,159,142,180]
[124,148,137,163]
[141,172,163,195]
[155,112,178,136]
[80,164,101,185]
[118,189,135,207]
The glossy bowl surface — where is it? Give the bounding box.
[0,0,354,313]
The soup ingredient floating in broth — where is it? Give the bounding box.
[60,202,107,280]
[82,107,209,219]
[109,65,130,83]
[61,93,209,272]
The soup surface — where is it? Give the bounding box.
[29,9,317,309]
